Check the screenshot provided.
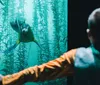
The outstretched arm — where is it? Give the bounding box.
[2,49,76,85]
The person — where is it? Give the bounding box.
[0,8,100,85]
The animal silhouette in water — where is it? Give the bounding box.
[4,18,41,54]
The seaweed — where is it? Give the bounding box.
[0,0,68,85]
[0,0,4,5]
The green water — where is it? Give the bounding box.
[0,0,68,85]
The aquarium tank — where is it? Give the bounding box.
[0,0,67,85]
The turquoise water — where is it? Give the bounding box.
[0,0,68,85]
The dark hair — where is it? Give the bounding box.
[88,8,100,37]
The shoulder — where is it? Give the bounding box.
[74,47,94,69]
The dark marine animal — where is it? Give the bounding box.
[4,18,41,54]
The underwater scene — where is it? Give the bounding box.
[0,0,67,85]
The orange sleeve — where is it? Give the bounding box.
[2,49,76,85]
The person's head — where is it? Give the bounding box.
[87,8,100,49]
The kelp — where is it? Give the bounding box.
[0,0,67,85]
